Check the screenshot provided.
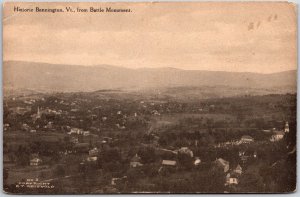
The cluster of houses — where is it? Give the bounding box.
[31,107,63,123]
[215,135,255,148]
[239,150,257,164]
[8,106,32,116]
[127,154,246,188]
[6,97,222,137]
[215,158,244,187]
[213,125,288,188]
[129,146,200,174]
[78,147,100,164]
[29,140,102,167]
[30,154,43,166]
[212,121,290,188]
[136,126,278,189]
[215,121,290,148]
[269,121,289,142]
[24,99,37,105]
[68,128,91,136]
[30,158,43,166]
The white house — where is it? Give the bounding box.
[89,148,99,156]
[68,128,83,135]
[240,135,254,143]
[162,160,177,167]
[87,156,98,162]
[194,157,201,166]
[233,164,242,175]
[130,154,143,168]
[226,177,239,185]
[30,158,42,166]
[178,147,194,157]
[215,158,230,173]
[270,131,285,142]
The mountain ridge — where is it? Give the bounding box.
[3,61,297,94]
[4,60,296,74]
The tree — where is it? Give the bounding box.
[54,165,65,177]
[101,148,120,163]
[16,145,30,166]
[3,168,8,183]
[238,172,264,192]
[138,147,156,163]
[177,153,193,170]
[191,166,225,192]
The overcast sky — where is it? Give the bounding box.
[3,2,297,73]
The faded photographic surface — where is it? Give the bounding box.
[3,2,297,194]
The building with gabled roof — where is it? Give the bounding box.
[240,135,254,143]
[284,121,289,133]
[89,147,99,156]
[270,131,285,142]
[130,154,143,168]
[215,158,230,172]
[233,164,242,175]
[162,160,177,166]
[30,157,42,166]
[178,147,194,157]
[194,157,201,166]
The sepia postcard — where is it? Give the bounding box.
[2,1,297,194]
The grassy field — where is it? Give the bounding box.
[4,165,53,185]
[150,113,236,132]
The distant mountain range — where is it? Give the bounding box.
[3,61,297,96]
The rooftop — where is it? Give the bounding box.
[162,160,177,166]
[241,135,254,140]
[216,158,229,166]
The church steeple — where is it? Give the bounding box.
[284,121,289,133]
[36,107,42,119]
[37,107,41,117]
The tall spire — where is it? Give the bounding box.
[284,121,289,133]
[37,107,41,118]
